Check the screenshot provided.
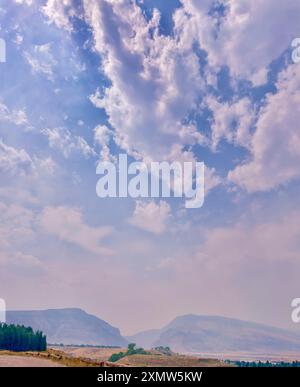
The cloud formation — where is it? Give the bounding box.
[180,0,300,83]
[42,127,96,159]
[129,200,171,234]
[229,65,300,192]
[40,206,114,256]
[0,139,33,175]
[1,0,300,333]
[86,0,205,162]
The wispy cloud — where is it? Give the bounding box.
[40,206,114,256]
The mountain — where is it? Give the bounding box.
[127,314,300,354]
[7,308,127,347]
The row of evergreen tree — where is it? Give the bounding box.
[0,323,47,352]
[228,360,300,368]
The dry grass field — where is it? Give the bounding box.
[0,348,121,367]
[55,346,124,362]
[116,353,226,367]
[56,346,227,367]
[0,347,228,367]
[0,355,65,367]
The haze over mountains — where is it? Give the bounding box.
[6,308,300,354]
[7,308,127,347]
[128,315,300,354]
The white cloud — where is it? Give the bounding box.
[129,200,171,234]
[42,127,95,158]
[229,64,300,192]
[0,138,58,178]
[180,0,300,83]
[40,206,114,256]
[41,0,300,194]
[41,0,79,32]
[24,43,57,80]
[0,102,28,126]
[0,139,33,175]
[15,0,33,5]
[35,156,57,176]
[94,124,113,161]
[85,0,204,162]
[206,96,256,150]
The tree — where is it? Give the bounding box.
[0,323,47,352]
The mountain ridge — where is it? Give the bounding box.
[6,308,127,347]
[127,314,300,353]
[6,309,300,354]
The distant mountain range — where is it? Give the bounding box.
[7,308,127,347]
[6,309,300,354]
[127,314,300,354]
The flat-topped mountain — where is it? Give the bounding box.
[7,308,127,347]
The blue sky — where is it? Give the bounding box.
[0,0,300,335]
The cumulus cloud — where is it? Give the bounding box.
[206,96,256,150]
[85,0,205,162]
[40,206,114,255]
[129,200,171,234]
[13,0,300,195]
[229,64,300,192]
[179,0,300,83]
[41,0,80,32]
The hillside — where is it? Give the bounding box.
[6,308,127,347]
[128,314,300,354]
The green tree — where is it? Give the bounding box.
[0,323,47,352]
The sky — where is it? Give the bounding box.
[0,0,300,336]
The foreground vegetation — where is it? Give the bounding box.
[51,343,121,349]
[0,323,46,352]
[108,343,148,362]
[0,346,227,367]
[227,360,300,367]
